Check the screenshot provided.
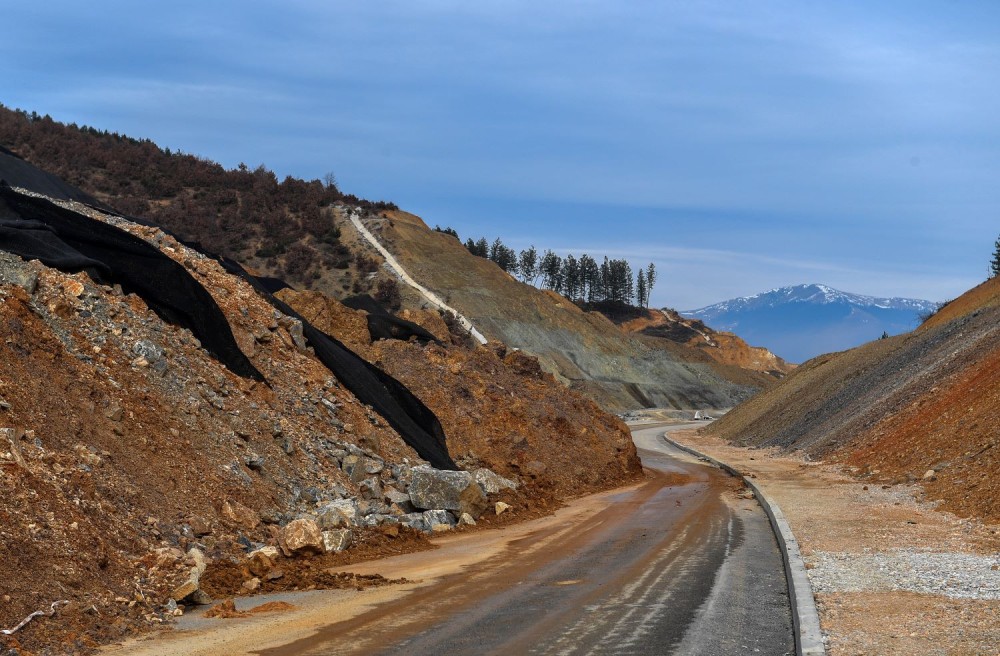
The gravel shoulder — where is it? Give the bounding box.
[670,427,1000,656]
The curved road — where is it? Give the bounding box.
[260,424,793,655]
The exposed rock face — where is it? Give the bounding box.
[620,308,794,380]
[408,467,489,519]
[367,209,771,412]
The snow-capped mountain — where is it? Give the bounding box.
[681,284,939,363]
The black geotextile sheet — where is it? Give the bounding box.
[0,183,264,381]
[342,294,442,345]
[0,147,103,206]
[0,158,457,469]
[217,258,458,470]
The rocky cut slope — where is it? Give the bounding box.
[0,170,639,653]
[338,209,772,413]
[705,276,1000,523]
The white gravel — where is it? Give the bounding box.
[807,549,1000,600]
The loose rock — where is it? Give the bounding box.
[409,467,489,519]
[278,518,324,556]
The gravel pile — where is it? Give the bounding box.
[808,549,1000,600]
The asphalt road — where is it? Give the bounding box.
[262,423,794,656]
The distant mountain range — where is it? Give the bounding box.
[681,284,938,363]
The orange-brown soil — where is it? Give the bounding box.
[281,288,643,495]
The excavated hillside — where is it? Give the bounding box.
[0,180,640,654]
[342,209,766,413]
[617,307,793,382]
[707,276,1000,523]
[280,290,638,490]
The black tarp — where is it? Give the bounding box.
[256,276,294,294]
[0,183,264,381]
[217,258,457,470]
[0,147,104,206]
[342,294,442,345]
[0,152,457,469]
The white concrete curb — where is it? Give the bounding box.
[663,435,826,656]
[347,210,488,344]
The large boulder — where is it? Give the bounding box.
[408,467,488,519]
[278,518,324,556]
[423,509,457,533]
[399,512,429,532]
[384,486,415,513]
[317,499,360,528]
[473,468,518,494]
[341,455,368,483]
[170,547,209,602]
[322,529,353,553]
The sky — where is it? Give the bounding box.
[3,1,999,309]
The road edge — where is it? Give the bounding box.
[662,435,826,656]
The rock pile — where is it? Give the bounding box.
[166,447,518,604]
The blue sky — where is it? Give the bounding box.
[2,1,998,309]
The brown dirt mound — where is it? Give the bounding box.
[204,599,298,619]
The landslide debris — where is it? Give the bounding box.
[613,306,793,385]
[281,288,642,496]
[707,276,1000,523]
[0,110,777,414]
[0,181,640,654]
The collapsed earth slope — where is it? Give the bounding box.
[707,277,1000,523]
[343,209,765,413]
[614,307,793,383]
[0,163,639,653]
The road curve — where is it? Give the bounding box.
[259,424,793,656]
